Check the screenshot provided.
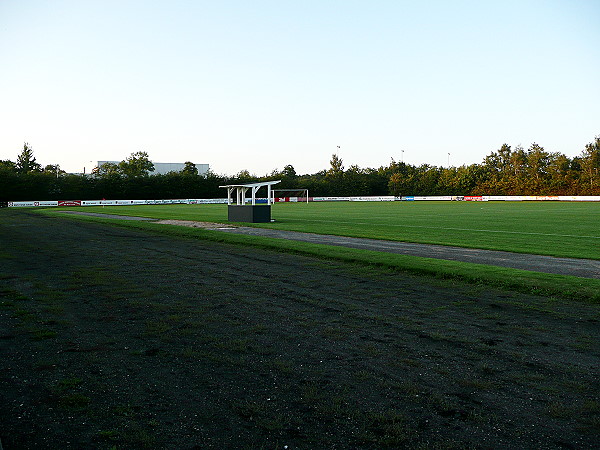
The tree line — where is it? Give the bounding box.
[1,137,599,202]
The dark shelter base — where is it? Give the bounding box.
[227,204,272,223]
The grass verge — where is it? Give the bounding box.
[39,210,600,303]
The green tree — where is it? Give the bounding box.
[509,146,526,177]
[181,161,198,176]
[579,136,600,193]
[497,143,512,171]
[388,173,403,197]
[16,142,42,173]
[327,153,344,178]
[413,165,441,195]
[525,143,550,187]
[344,165,368,195]
[282,164,297,179]
[43,164,65,177]
[382,159,411,196]
[545,153,573,194]
[234,169,255,183]
[0,159,16,173]
[437,167,462,195]
[118,151,155,177]
[457,164,486,194]
[93,162,120,177]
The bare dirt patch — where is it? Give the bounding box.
[1,210,599,449]
[155,219,235,229]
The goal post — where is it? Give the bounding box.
[271,189,309,204]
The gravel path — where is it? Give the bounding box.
[217,227,600,279]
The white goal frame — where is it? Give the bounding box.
[271,189,309,204]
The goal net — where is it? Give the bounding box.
[271,189,309,204]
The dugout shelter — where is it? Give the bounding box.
[220,180,281,223]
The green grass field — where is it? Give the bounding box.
[54,201,600,260]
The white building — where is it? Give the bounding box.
[97,161,209,175]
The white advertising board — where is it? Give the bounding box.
[8,201,59,207]
[349,196,395,201]
[312,197,352,201]
[557,196,600,201]
[413,196,453,201]
[187,199,228,204]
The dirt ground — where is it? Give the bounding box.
[1,210,599,449]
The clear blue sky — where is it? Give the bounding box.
[1,0,599,175]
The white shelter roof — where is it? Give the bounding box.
[219,180,281,189]
[220,180,281,206]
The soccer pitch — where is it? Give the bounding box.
[58,201,600,260]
